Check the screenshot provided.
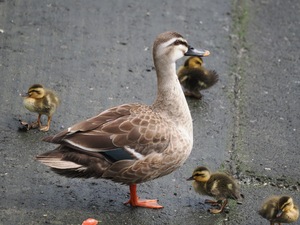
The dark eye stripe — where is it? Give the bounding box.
[29,90,40,94]
[194,173,205,177]
[173,39,188,47]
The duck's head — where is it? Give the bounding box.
[22,84,46,99]
[187,166,211,182]
[153,31,210,63]
[276,196,295,217]
[184,56,203,68]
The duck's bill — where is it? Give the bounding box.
[185,45,210,57]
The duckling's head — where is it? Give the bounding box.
[153,31,210,63]
[23,84,46,99]
[184,56,203,68]
[277,196,295,217]
[187,166,211,182]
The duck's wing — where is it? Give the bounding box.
[37,103,173,183]
[42,103,170,159]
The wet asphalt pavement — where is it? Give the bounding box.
[0,0,299,224]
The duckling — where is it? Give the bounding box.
[187,166,243,214]
[177,56,218,99]
[21,84,60,132]
[259,195,299,225]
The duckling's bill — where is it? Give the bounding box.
[20,92,29,97]
[186,176,194,181]
[185,45,210,57]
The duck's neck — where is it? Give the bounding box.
[152,59,193,134]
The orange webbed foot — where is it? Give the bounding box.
[39,125,50,132]
[204,199,222,206]
[207,199,228,214]
[208,208,223,214]
[125,184,163,209]
[124,198,163,209]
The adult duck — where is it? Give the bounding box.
[36,31,210,209]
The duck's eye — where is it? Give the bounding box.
[174,40,181,45]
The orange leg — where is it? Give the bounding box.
[205,199,222,206]
[37,114,42,127]
[124,184,163,209]
[40,115,51,132]
[208,199,228,214]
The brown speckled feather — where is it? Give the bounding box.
[37,103,191,184]
[43,104,170,154]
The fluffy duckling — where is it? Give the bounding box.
[259,195,299,225]
[21,84,60,131]
[177,56,218,99]
[187,166,243,214]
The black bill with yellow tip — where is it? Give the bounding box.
[185,45,210,57]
